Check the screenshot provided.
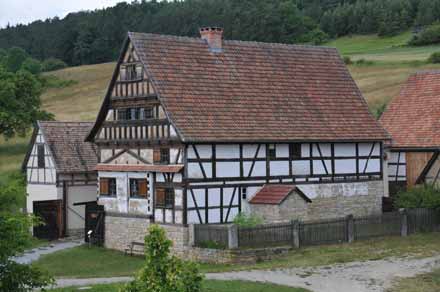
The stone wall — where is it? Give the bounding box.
[249,180,384,222]
[104,212,151,251]
[185,246,292,264]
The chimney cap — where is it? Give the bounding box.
[199,27,224,53]
[200,26,224,32]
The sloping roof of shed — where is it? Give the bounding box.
[249,184,311,205]
[34,121,98,173]
[380,71,440,149]
[88,32,389,142]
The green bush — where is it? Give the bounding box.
[40,75,78,89]
[123,225,203,292]
[42,58,67,72]
[343,56,352,65]
[409,24,440,46]
[395,184,440,209]
[198,240,226,250]
[21,57,42,75]
[233,213,263,227]
[428,52,440,63]
[355,58,374,66]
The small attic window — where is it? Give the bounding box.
[126,64,138,80]
[37,144,45,168]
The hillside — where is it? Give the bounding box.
[3,32,440,180]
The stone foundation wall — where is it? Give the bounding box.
[185,246,292,264]
[250,180,384,222]
[104,213,151,251]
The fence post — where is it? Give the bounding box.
[228,224,238,249]
[291,220,300,248]
[188,224,195,247]
[346,214,354,243]
[400,209,408,237]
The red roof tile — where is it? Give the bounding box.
[95,163,183,173]
[381,71,440,149]
[90,32,388,143]
[36,121,98,173]
[249,184,311,205]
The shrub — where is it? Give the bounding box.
[197,240,226,250]
[42,58,67,72]
[409,24,440,46]
[355,58,374,66]
[21,57,42,75]
[233,213,263,227]
[428,52,440,64]
[343,56,352,65]
[123,225,203,292]
[40,75,78,89]
[395,184,440,209]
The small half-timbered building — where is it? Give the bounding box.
[381,71,440,195]
[23,121,98,239]
[86,28,390,251]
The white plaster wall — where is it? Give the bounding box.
[387,151,406,181]
[67,185,97,231]
[26,184,62,213]
[97,171,152,215]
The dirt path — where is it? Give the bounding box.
[206,255,440,292]
[53,255,440,291]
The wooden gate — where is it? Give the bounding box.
[85,202,105,245]
[33,200,62,240]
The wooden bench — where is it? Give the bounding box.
[125,241,145,256]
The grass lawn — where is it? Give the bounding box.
[388,268,440,292]
[34,233,440,278]
[32,246,145,278]
[49,280,310,292]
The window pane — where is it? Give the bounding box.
[37,144,45,168]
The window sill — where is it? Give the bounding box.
[130,196,149,200]
[99,195,117,198]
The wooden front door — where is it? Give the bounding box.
[33,200,62,240]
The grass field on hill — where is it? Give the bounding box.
[326,31,440,62]
[3,31,440,181]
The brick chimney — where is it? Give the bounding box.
[200,27,223,53]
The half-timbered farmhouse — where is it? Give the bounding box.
[381,71,440,195]
[86,28,390,251]
[22,121,98,239]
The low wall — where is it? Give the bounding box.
[104,212,151,251]
[185,246,292,264]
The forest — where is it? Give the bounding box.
[1,0,440,66]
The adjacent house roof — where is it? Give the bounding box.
[380,71,440,149]
[87,32,389,143]
[23,121,98,174]
[249,184,311,205]
[94,164,183,173]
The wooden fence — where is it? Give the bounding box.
[193,208,440,249]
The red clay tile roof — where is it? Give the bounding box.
[38,121,98,173]
[380,71,440,149]
[249,184,311,205]
[95,164,183,173]
[122,32,389,143]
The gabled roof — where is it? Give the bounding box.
[249,184,311,205]
[23,121,98,174]
[380,71,440,149]
[88,32,389,143]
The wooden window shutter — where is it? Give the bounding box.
[100,179,109,195]
[153,148,161,163]
[156,188,165,206]
[139,180,148,197]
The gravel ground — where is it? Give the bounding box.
[51,255,440,291]
[12,240,83,264]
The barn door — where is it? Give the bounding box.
[85,202,105,245]
[33,200,62,240]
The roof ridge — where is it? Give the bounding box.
[128,31,337,51]
[38,120,94,124]
[411,70,440,76]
